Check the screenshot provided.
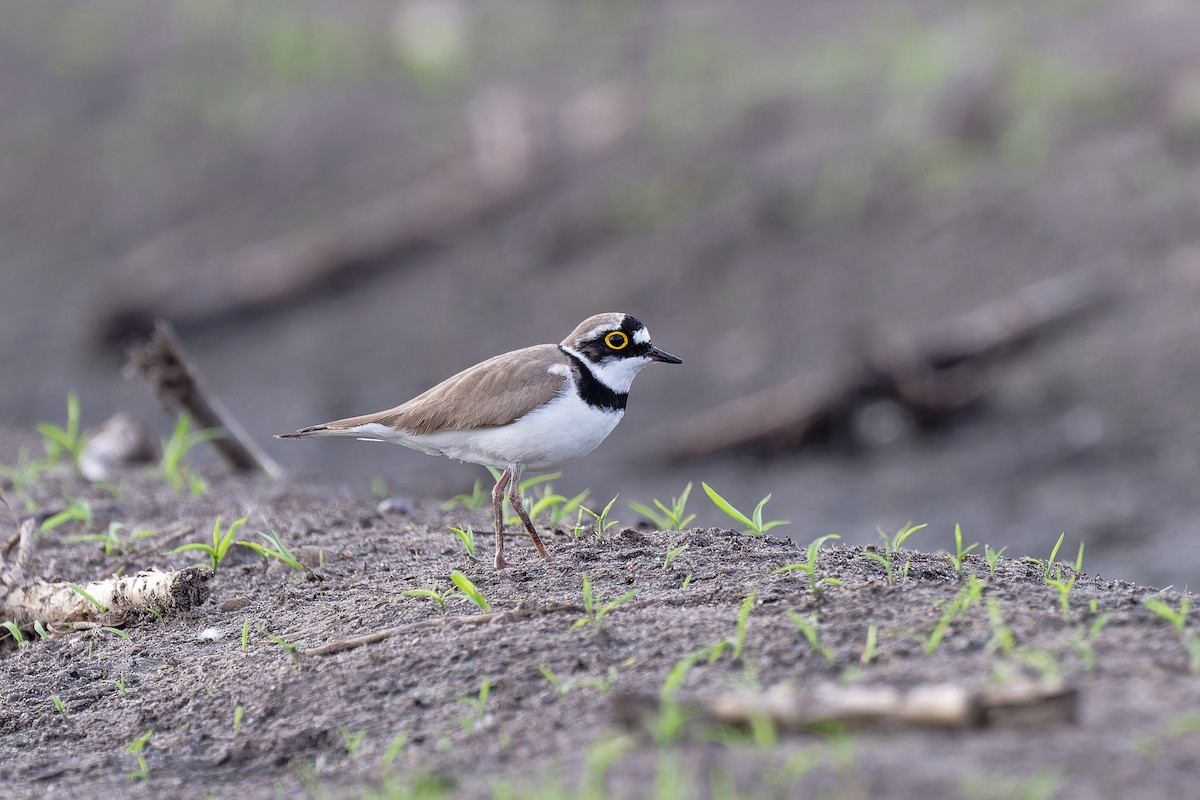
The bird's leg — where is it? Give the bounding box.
[491,468,512,570]
[507,469,553,561]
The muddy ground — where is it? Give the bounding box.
[2,429,1199,800]
[4,0,1200,590]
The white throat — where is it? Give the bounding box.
[561,345,651,394]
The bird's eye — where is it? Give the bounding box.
[605,331,629,350]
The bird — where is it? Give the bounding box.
[276,312,682,568]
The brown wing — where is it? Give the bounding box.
[305,344,569,436]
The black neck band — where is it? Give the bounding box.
[560,348,627,412]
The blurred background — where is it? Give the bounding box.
[3,0,1200,586]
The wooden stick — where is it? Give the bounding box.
[660,270,1114,461]
[613,679,1075,735]
[127,320,282,477]
[304,601,581,657]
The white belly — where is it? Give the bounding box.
[352,393,623,471]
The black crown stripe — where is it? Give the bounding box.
[560,347,627,412]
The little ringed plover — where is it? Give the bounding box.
[276,312,682,568]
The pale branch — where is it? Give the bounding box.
[614,679,1076,735]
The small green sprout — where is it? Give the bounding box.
[450,571,491,612]
[403,586,463,610]
[785,611,834,662]
[66,581,107,613]
[165,516,248,573]
[579,495,621,538]
[241,620,250,650]
[572,573,637,630]
[102,674,128,696]
[259,627,301,663]
[103,627,131,641]
[986,598,1015,656]
[539,664,569,699]
[68,522,157,557]
[860,623,878,665]
[1023,532,1066,580]
[1067,611,1113,673]
[985,545,1007,578]
[861,523,926,585]
[51,694,66,718]
[774,534,843,599]
[160,412,225,493]
[457,679,491,730]
[382,732,408,769]
[1,620,27,649]
[40,496,93,534]
[662,543,689,570]
[1046,566,1077,621]
[1142,593,1200,674]
[913,576,983,655]
[629,482,697,531]
[236,518,305,571]
[701,483,789,536]
[948,524,978,579]
[442,479,488,511]
[340,725,367,759]
[732,593,756,661]
[680,573,693,591]
[36,393,88,474]
[233,704,244,736]
[447,526,477,560]
[125,729,153,781]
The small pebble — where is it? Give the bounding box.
[196,627,223,643]
[377,497,414,515]
[219,597,252,613]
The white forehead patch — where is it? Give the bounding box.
[633,327,651,345]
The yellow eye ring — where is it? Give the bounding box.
[605,331,629,350]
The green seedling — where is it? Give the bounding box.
[68,522,157,557]
[985,545,1007,578]
[51,694,66,718]
[457,679,491,731]
[663,543,689,570]
[629,482,697,531]
[233,704,244,736]
[34,621,49,640]
[241,620,250,650]
[861,523,926,585]
[36,393,87,474]
[40,496,93,534]
[1067,611,1113,673]
[1023,532,1066,580]
[572,573,637,630]
[913,576,983,655]
[370,477,389,500]
[860,623,878,665]
[125,729,153,781]
[103,674,128,696]
[165,516,248,573]
[259,627,301,663]
[0,447,52,507]
[774,534,843,599]
[403,586,463,610]
[447,526,476,560]
[539,664,570,699]
[66,581,107,613]
[103,627,131,641]
[381,732,408,769]
[236,518,305,571]
[701,482,789,536]
[986,598,1015,656]
[537,664,617,699]
[442,479,489,512]
[160,412,226,493]
[450,571,491,612]
[785,611,834,662]
[1,620,27,649]
[732,593,756,661]
[680,573,693,591]
[340,725,367,759]
[1142,593,1200,674]
[948,524,978,578]
[1046,566,1077,620]
[579,494,621,538]
[1012,646,1063,681]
